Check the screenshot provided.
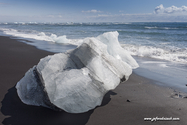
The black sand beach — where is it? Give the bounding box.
[0,36,187,125]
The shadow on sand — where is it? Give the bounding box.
[1,86,116,125]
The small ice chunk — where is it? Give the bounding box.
[50,34,70,44]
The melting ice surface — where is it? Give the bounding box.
[16,31,139,113]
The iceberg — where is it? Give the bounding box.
[16,31,139,113]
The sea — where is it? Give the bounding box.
[0,22,187,93]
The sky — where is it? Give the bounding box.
[0,0,187,22]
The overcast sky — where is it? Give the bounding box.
[0,0,187,22]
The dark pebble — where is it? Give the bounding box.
[127,99,130,102]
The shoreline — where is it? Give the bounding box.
[0,36,187,125]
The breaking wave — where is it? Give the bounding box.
[145,26,179,30]
[0,28,83,45]
[121,44,187,64]
[0,26,186,64]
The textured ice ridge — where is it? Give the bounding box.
[16,31,139,113]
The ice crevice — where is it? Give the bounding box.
[16,31,139,113]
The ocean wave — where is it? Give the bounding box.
[121,44,187,64]
[0,28,82,45]
[145,26,158,29]
[0,22,132,26]
[1,27,187,64]
[145,26,179,30]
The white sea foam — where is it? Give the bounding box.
[159,64,168,68]
[145,26,158,29]
[145,26,178,30]
[142,61,169,68]
[142,61,166,64]
[0,28,82,45]
[0,26,186,64]
[121,44,187,64]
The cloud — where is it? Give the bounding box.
[154,4,164,14]
[154,4,187,14]
[82,9,102,13]
[85,12,187,22]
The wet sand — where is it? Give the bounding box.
[0,36,187,125]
